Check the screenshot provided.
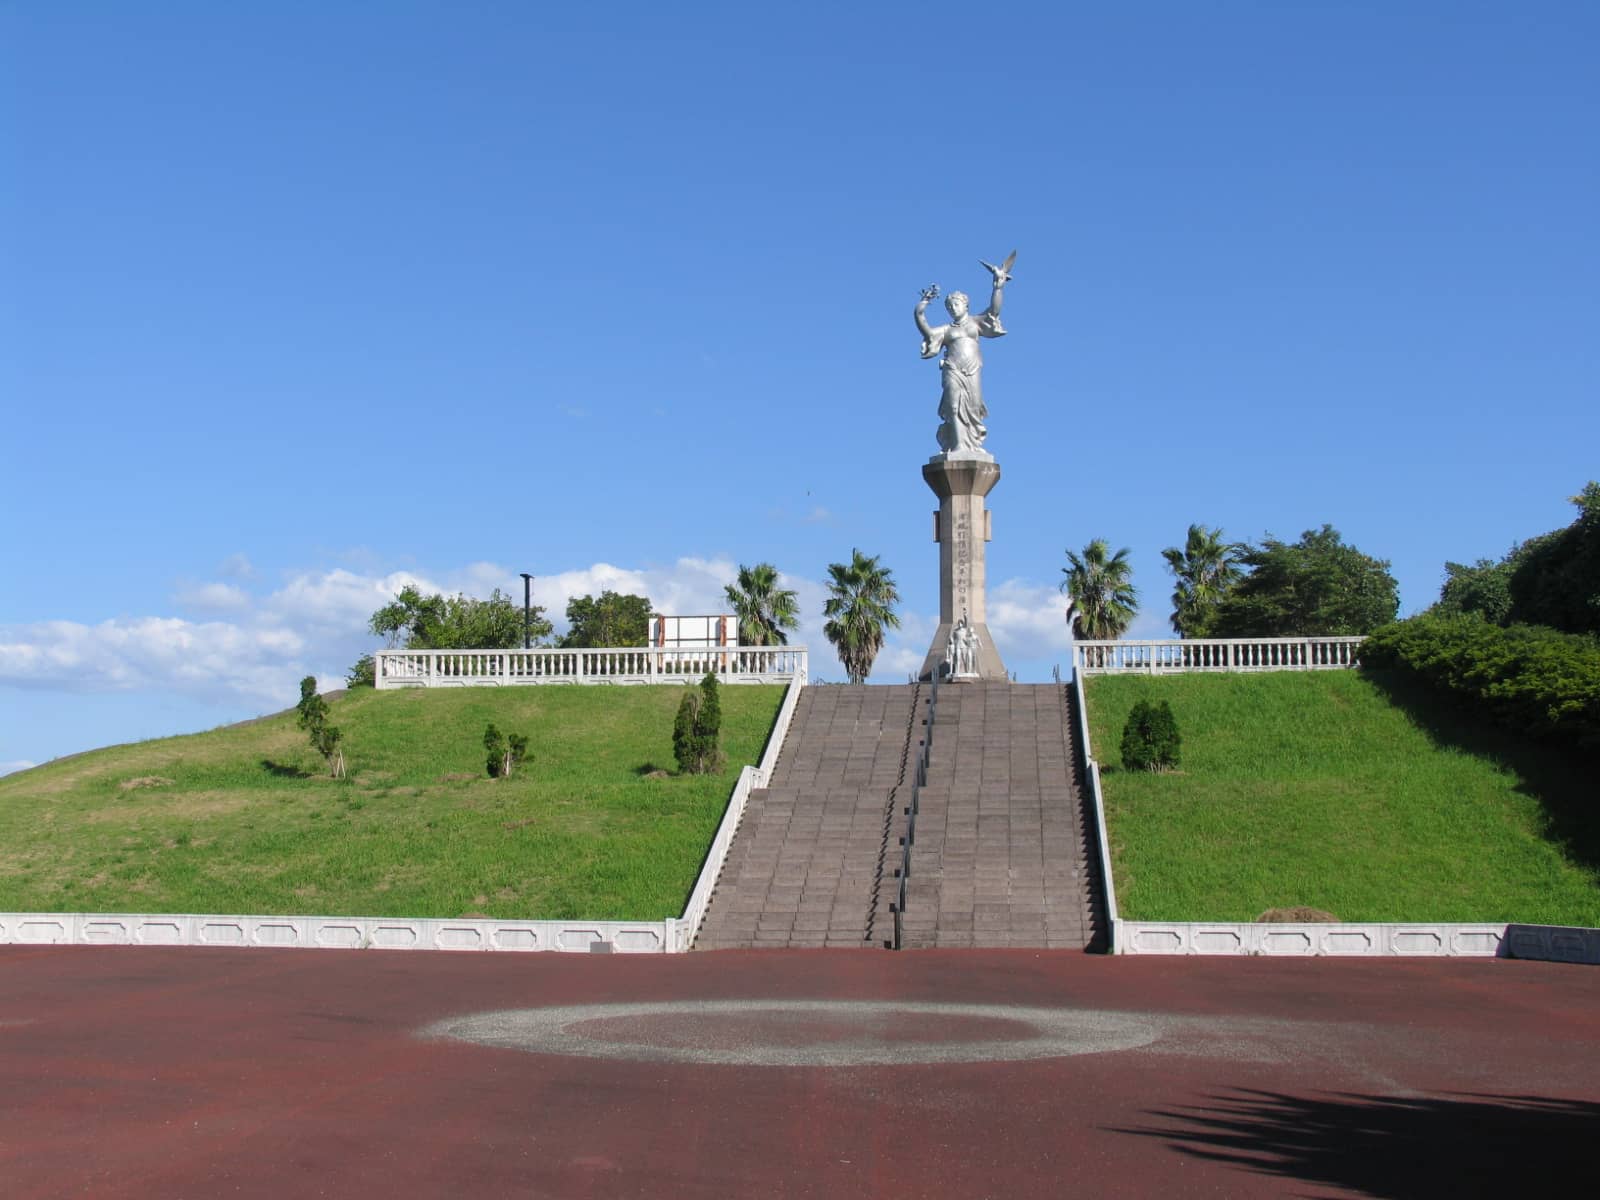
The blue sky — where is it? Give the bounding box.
[3,1,1597,770]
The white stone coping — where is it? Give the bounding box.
[0,912,675,953]
[1071,670,1119,931]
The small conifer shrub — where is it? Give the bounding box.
[483,723,529,778]
[1120,699,1181,772]
[672,672,726,774]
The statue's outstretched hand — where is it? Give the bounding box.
[918,283,941,306]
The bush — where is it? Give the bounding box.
[1435,557,1516,624]
[483,723,529,779]
[1121,699,1181,771]
[1361,615,1600,750]
[1507,482,1600,635]
[346,654,376,689]
[672,673,725,775]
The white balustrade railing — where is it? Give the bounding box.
[375,645,809,689]
[1074,636,1363,675]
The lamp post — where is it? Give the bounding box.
[520,573,534,649]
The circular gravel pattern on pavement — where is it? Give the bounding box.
[425,1000,1161,1066]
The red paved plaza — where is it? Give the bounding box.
[2,946,1595,1197]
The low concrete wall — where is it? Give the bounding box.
[1118,920,1600,962]
[1116,920,1507,957]
[0,912,675,953]
[1504,922,1600,965]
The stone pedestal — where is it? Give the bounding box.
[918,452,1009,681]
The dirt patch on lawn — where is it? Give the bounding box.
[83,791,256,824]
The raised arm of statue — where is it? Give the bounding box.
[915,284,942,358]
[979,251,1016,326]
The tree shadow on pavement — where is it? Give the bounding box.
[1362,667,1600,877]
[1116,1088,1599,1198]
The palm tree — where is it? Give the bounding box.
[724,562,799,646]
[1161,523,1243,637]
[823,549,901,684]
[1060,539,1139,640]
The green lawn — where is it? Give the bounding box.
[1085,671,1600,925]
[0,684,785,921]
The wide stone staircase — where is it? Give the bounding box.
[898,683,1100,949]
[692,681,1105,951]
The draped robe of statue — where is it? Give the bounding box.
[921,307,1005,453]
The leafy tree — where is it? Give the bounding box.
[724,563,799,646]
[346,653,376,688]
[1209,525,1398,637]
[1507,482,1600,635]
[672,672,725,774]
[559,590,653,648]
[368,585,551,650]
[1060,539,1139,640]
[296,676,345,778]
[483,723,529,778]
[1161,524,1243,637]
[1435,556,1516,624]
[1120,700,1181,772]
[822,549,901,684]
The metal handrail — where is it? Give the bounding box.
[893,669,939,950]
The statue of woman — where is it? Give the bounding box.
[915,253,1014,453]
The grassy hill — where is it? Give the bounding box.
[1085,671,1600,925]
[0,684,785,921]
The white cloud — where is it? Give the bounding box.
[532,558,740,625]
[0,616,308,707]
[0,760,37,777]
[265,567,439,633]
[218,553,256,580]
[173,581,252,612]
[0,557,767,710]
[1126,611,1173,640]
[987,579,1074,658]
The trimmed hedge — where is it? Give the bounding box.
[1360,616,1600,750]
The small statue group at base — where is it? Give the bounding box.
[945,612,981,679]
